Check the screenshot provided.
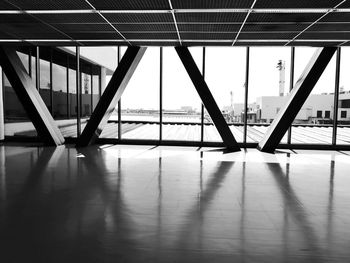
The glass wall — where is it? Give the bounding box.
[248,47,291,143]
[92,67,100,111]
[3,50,35,137]
[52,50,68,119]
[337,47,350,145]
[102,46,124,139]
[291,47,336,145]
[162,47,202,141]
[39,55,51,112]
[120,47,160,140]
[2,46,102,139]
[205,47,246,143]
[2,45,350,149]
[80,61,92,118]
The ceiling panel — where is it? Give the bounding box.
[180,32,236,40]
[123,32,178,39]
[309,22,350,31]
[0,29,20,39]
[238,32,296,40]
[68,32,123,40]
[0,23,68,39]
[178,23,241,32]
[104,13,173,23]
[172,0,254,9]
[254,0,344,8]
[320,13,350,23]
[116,23,176,32]
[235,42,287,46]
[53,23,114,32]
[131,41,178,46]
[35,13,105,24]
[6,0,91,10]
[339,1,350,7]
[183,41,232,46]
[243,23,307,32]
[0,1,17,9]
[88,0,170,10]
[288,41,343,46]
[247,13,321,23]
[0,14,39,23]
[176,12,247,23]
[298,32,350,40]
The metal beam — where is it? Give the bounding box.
[287,47,295,144]
[243,47,249,144]
[175,46,240,151]
[76,46,81,137]
[76,46,146,147]
[258,47,337,153]
[0,46,64,146]
[332,47,341,146]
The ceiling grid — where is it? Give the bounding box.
[0,0,348,46]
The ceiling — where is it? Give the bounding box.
[1,0,350,47]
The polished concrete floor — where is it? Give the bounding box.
[0,144,350,262]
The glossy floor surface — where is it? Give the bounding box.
[0,144,350,262]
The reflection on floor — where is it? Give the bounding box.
[0,144,350,262]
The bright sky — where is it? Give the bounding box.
[108,46,350,111]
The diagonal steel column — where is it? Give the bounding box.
[76,46,146,147]
[175,47,240,151]
[258,47,337,153]
[0,46,64,146]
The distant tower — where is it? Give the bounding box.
[230,91,233,108]
[277,60,285,97]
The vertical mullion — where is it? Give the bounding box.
[118,46,122,140]
[90,67,93,115]
[287,47,295,145]
[332,47,341,146]
[36,46,40,91]
[201,47,205,143]
[159,47,163,142]
[76,46,81,137]
[66,55,70,119]
[243,47,249,145]
[99,69,102,98]
[28,48,32,77]
[49,48,53,115]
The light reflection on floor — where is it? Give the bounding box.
[0,144,350,262]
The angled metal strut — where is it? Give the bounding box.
[175,46,240,151]
[258,47,337,153]
[0,46,64,146]
[76,46,146,147]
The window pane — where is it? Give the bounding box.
[162,47,202,141]
[80,63,92,118]
[103,46,124,139]
[337,47,350,144]
[52,52,68,120]
[92,67,100,111]
[40,57,51,111]
[291,47,335,145]
[65,50,78,138]
[3,51,36,137]
[205,47,246,143]
[120,47,160,140]
[248,47,291,143]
